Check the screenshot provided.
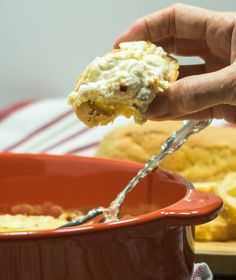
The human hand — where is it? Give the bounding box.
[114,4,236,123]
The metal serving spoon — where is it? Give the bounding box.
[60,119,212,228]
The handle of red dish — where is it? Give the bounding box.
[161,189,223,226]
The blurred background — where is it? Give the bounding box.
[0,0,236,109]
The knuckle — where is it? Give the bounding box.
[130,18,144,32]
[232,109,236,124]
[229,67,236,99]
[172,3,185,12]
[223,64,236,104]
[180,78,199,112]
[225,106,236,123]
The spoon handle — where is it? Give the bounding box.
[105,120,212,220]
[59,120,212,227]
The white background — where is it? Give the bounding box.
[0,0,236,108]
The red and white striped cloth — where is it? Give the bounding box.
[0,98,217,279]
[0,98,226,156]
[0,98,132,155]
[192,263,213,280]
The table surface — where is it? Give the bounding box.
[195,241,236,276]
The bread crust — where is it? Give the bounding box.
[68,41,179,127]
[96,121,236,182]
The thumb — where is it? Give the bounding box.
[146,64,236,120]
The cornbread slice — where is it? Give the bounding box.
[194,175,236,241]
[215,172,236,224]
[96,121,236,182]
[68,41,178,127]
[195,215,236,241]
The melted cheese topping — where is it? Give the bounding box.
[0,214,67,231]
[68,41,178,126]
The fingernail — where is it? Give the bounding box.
[146,95,170,119]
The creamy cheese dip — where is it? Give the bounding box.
[68,41,178,127]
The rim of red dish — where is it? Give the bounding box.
[0,153,223,239]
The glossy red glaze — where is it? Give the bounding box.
[0,153,222,280]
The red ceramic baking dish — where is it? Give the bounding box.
[0,153,222,280]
